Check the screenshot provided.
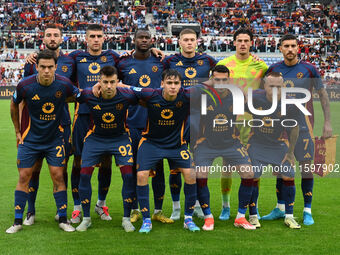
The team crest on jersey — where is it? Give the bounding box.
[61,65,68,73]
[283,80,295,88]
[197,60,204,66]
[116,103,123,110]
[102,112,115,123]
[297,72,304,79]
[55,91,62,98]
[139,75,151,87]
[101,56,107,62]
[262,117,273,127]
[129,68,137,74]
[42,102,55,114]
[89,62,101,74]
[161,109,174,119]
[152,66,158,72]
[185,67,197,79]
[176,101,183,108]
[176,61,183,66]
[214,113,227,124]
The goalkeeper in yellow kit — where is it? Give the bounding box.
[216,28,268,220]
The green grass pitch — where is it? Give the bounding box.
[0,100,339,255]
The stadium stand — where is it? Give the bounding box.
[0,0,339,86]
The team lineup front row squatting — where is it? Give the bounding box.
[6,25,332,234]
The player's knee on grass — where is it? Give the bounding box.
[237,164,254,179]
[137,170,149,186]
[181,168,196,184]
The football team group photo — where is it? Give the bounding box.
[0,0,339,254]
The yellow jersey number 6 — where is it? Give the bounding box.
[180,150,190,160]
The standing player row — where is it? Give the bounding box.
[6,25,332,233]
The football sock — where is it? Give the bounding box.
[238,179,254,215]
[304,207,312,214]
[152,160,165,210]
[184,183,197,217]
[14,190,28,223]
[184,215,192,220]
[96,200,105,207]
[170,171,182,202]
[120,165,134,217]
[236,212,245,219]
[249,179,259,216]
[71,166,81,206]
[301,178,313,211]
[27,172,40,214]
[282,180,296,215]
[54,190,68,218]
[197,178,211,216]
[79,167,94,217]
[98,166,112,201]
[74,205,82,211]
[276,203,285,211]
[276,177,285,210]
[137,184,150,219]
[173,201,180,210]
